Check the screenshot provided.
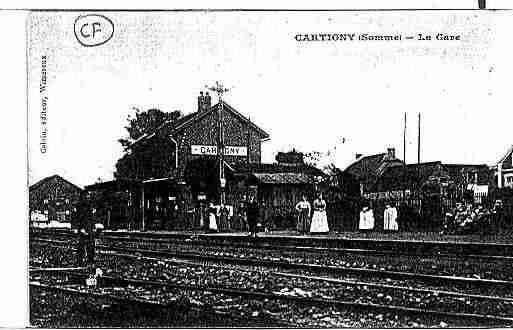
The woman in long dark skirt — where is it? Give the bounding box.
[295,195,311,234]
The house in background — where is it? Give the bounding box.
[492,145,513,189]
[344,146,491,231]
[344,147,404,194]
[372,161,490,202]
[29,175,82,227]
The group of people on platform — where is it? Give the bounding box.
[296,197,399,234]
[205,193,401,236]
[442,200,505,235]
[295,194,329,234]
[358,203,399,232]
[206,194,261,237]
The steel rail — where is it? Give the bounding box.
[30,238,77,251]
[102,230,513,249]
[30,230,513,259]
[99,233,513,262]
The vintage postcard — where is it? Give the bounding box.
[26,5,513,328]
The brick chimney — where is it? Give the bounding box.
[205,91,211,109]
[197,91,204,112]
[387,148,395,159]
[197,91,212,112]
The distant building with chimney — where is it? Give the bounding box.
[344,147,404,194]
[29,175,82,226]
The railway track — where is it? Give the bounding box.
[100,230,513,257]
[99,233,513,262]
[95,248,513,315]
[101,251,513,303]
[30,228,513,260]
[30,231,513,326]
[30,267,513,327]
[31,231,513,282]
[97,243,513,287]
[31,236,513,291]
[30,280,289,327]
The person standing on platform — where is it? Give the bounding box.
[77,228,88,267]
[207,202,218,232]
[310,193,329,234]
[86,225,96,266]
[359,205,375,232]
[295,195,311,234]
[383,203,399,231]
[246,195,260,237]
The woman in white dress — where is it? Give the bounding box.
[310,193,329,234]
[207,202,218,232]
[383,203,398,231]
[359,206,375,231]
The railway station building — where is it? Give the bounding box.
[86,92,325,231]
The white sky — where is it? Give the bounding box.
[28,10,513,187]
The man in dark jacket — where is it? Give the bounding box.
[75,192,95,267]
[246,195,260,237]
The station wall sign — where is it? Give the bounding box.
[191,145,247,156]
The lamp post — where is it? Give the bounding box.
[206,81,230,205]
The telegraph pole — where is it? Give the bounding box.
[403,113,407,203]
[417,113,421,165]
[207,81,230,205]
[403,113,407,164]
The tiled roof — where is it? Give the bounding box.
[495,145,513,167]
[30,175,82,192]
[345,153,403,179]
[376,162,490,191]
[230,162,325,177]
[130,101,270,148]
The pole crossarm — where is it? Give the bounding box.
[206,81,230,99]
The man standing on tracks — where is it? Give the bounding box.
[75,191,96,267]
[75,192,91,266]
[246,194,260,237]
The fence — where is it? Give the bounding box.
[362,189,493,232]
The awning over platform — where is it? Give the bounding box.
[252,172,315,185]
